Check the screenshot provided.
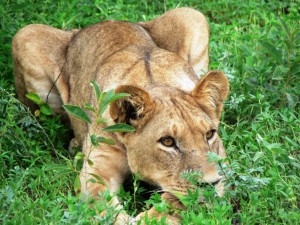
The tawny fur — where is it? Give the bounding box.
[12,8,229,224]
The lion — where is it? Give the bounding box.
[12,7,229,224]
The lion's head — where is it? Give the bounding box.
[110,70,229,197]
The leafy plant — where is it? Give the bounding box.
[62,81,135,193]
[25,92,53,116]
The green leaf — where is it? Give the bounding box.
[259,40,283,64]
[74,174,81,194]
[40,103,53,115]
[97,137,116,145]
[98,92,130,116]
[25,92,43,105]
[98,89,115,116]
[291,162,300,169]
[88,173,105,185]
[278,16,290,37]
[290,62,300,76]
[44,164,71,172]
[286,93,298,109]
[63,104,91,123]
[74,152,85,160]
[244,77,259,86]
[96,118,108,124]
[264,83,277,92]
[272,65,288,80]
[253,152,264,162]
[87,159,94,166]
[90,134,99,146]
[103,123,135,132]
[87,178,97,183]
[90,134,116,146]
[108,93,130,103]
[207,152,222,163]
[90,80,101,101]
[84,103,95,112]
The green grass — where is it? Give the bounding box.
[1,0,299,224]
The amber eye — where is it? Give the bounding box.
[206,130,215,140]
[159,136,176,147]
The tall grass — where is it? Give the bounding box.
[1,0,299,224]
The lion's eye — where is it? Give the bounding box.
[159,136,176,147]
[206,130,215,140]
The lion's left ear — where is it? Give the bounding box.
[192,70,229,120]
[109,85,155,129]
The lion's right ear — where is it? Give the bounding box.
[109,85,155,128]
[192,70,229,121]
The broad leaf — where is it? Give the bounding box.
[259,40,283,64]
[108,93,130,103]
[90,80,101,101]
[90,134,116,146]
[103,123,135,132]
[98,91,130,116]
[84,103,95,112]
[87,178,97,183]
[90,134,99,146]
[97,137,116,145]
[25,92,43,105]
[44,164,71,172]
[89,173,105,185]
[244,77,259,86]
[278,16,290,37]
[40,103,53,115]
[286,93,298,109]
[96,118,108,124]
[98,89,115,116]
[63,104,91,124]
[74,152,85,160]
[291,62,300,76]
[253,151,264,162]
[74,174,81,194]
[87,159,94,166]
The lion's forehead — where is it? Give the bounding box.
[153,94,216,136]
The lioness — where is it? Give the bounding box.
[12,7,229,223]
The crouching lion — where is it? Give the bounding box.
[12,7,229,224]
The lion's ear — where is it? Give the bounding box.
[192,70,229,120]
[109,85,155,128]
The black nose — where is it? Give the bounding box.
[197,179,221,188]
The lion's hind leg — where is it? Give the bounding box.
[139,7,210,76]
[12,24,78,114]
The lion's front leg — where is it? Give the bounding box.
[79,136,131,222]
[80,142,130,199]
[139,7,209,76]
